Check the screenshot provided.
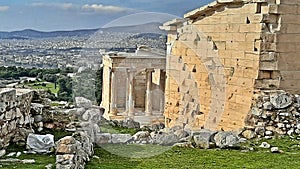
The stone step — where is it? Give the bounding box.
[109,115,126,121]
[108,113,165,126]
[133,115,164,126]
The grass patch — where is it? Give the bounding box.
[3,129,300,169]
[27,82,59,94]
[1,144,55,169]
[50,102,61,107]
[98,144,171,158]
[99,124,140,135]
[87,137,300,169]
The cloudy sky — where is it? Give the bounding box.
[0,0,213,31]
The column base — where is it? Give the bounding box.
[126,110,136,117]
[110,108,118,116]
[145,111,153,116]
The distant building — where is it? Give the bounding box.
[101,46,166,125]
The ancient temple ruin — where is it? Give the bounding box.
[101,46,166,125]
[160,0,300,131]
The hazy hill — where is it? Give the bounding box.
[0,22,166,39]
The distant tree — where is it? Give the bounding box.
[95,67,103,105]
[57,76,73,101]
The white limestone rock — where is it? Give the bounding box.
[0,149,6,157]
[214,131,240,148]
[26,133,55,153]
[259,142,271,149]
[270,93,293,109]
[75,97,92,108]
[111,134,132,144]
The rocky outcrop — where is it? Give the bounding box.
[244,90,300,139]
[56,132,93,169]
[0,88,33,151]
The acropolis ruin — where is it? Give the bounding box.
[101,46,166,125]
[102,0,300,131]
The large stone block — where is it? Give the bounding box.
[111,134,132,144]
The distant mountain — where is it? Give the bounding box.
[0,22,166,39]
[102,22,165,34]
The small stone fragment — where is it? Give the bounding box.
[270,147,280,153]
[259,142,271,149]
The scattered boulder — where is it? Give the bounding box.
[174,129,189,139]
[241,130,256,139]
[75,97,92,108]
[26,133,55,153]
[151,132,178,146]
[120,118,140,129]
[111,134,132,144]
[214,131,240,148]
[132,131,151,142]
[149,122,165,131]
[193,129,217,149]
[173,142,194,148]
[95,133,112,145]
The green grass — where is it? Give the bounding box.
[99,124,141,135]
[27,82,59,94]
[1,144,55,169]
[87,136,300,169]
[3,130,300,169]
[0,130,71,169]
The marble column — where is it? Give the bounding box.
[110,68,118,116]
[145,68,154,116]
[159,70,166,114]
[126,68,136,117]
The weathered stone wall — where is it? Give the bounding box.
[162,0,300,131]
[56,132,93,169]
[243,90,300,139]
[274,0,300,93]
[163,1,263,131]
[0,88,33,149]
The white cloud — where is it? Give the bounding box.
[81,4,132,13]
[30,3,76,10]
[0,6,9,12]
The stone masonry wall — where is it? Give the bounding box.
[164,1,264,131]
[56,132,93,169]
[163,0,300,131]
[0,88,33,149]
[275,0,300,93]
